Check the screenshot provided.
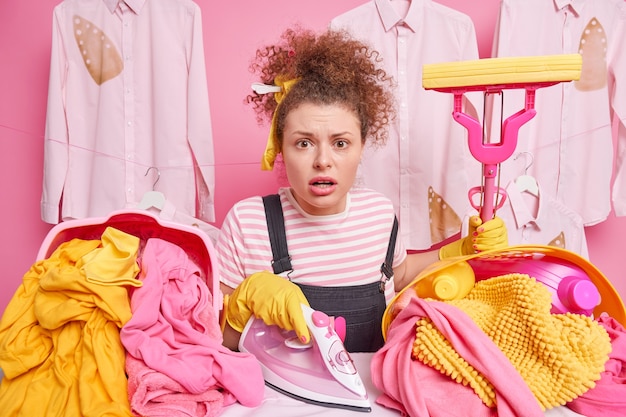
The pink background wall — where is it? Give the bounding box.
[1,0,624,313]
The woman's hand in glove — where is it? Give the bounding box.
[225,271,311,344]
[438,215,508,259]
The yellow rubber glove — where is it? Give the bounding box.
[438,215,508,259]
[225,271,311,343]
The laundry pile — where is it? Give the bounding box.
[372,255,626,417]
[0,215,264,417]
[413,274,610,408]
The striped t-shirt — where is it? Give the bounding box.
[216,187,406,303]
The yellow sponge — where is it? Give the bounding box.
[422,54,582,90]
[412,273,611,410]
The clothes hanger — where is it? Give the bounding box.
[137,167,166,210]
[514,152,539,197]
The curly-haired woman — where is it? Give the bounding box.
[216,27,507,352]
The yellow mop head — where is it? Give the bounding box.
[422,54,582,90]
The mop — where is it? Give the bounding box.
[422,53,582,221]
[398,55,625,322]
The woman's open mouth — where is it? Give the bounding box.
[309,178,337,195]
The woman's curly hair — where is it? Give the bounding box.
[246,26,395,149]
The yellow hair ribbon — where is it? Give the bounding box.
[260,76,299,171]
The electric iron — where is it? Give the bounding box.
[239,304,372,412]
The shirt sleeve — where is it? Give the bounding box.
[186,4,215,222]
[41,7,69,224]
[610,10,626,216]
[215,204,248,289]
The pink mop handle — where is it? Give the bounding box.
[479,165,499,221]
[451,89,538,222]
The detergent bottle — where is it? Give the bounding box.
[414,259,476,301]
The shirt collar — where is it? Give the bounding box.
[505,181,546,230]
[103,0,147,15]
[374,0,424,32]
[553,0,583,15]
[553,0,570,9]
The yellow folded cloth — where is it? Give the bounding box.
[412,273,611,410]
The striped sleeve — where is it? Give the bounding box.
[215,196,273,289]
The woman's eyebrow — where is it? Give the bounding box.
[287,130,355,138]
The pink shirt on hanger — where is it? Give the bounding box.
[490,0,626,225]
[42,0,215,224]
[330,0,482,250]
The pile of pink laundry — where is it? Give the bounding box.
[121,237,264,417]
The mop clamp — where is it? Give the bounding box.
[468,185,506,214]
[423,54,582,221]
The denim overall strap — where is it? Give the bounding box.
[262,194,293,275]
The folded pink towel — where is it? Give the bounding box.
[126,354,225,417]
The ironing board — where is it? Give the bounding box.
[0,361,599,416]
[217,353,587,417]
[0,350,598,416]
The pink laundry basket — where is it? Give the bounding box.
[36,209,223,314]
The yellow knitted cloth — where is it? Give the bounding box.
[412,273,611,410]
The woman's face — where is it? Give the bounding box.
[281,102,363,216]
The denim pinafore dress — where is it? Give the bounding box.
[262,194,398,353]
